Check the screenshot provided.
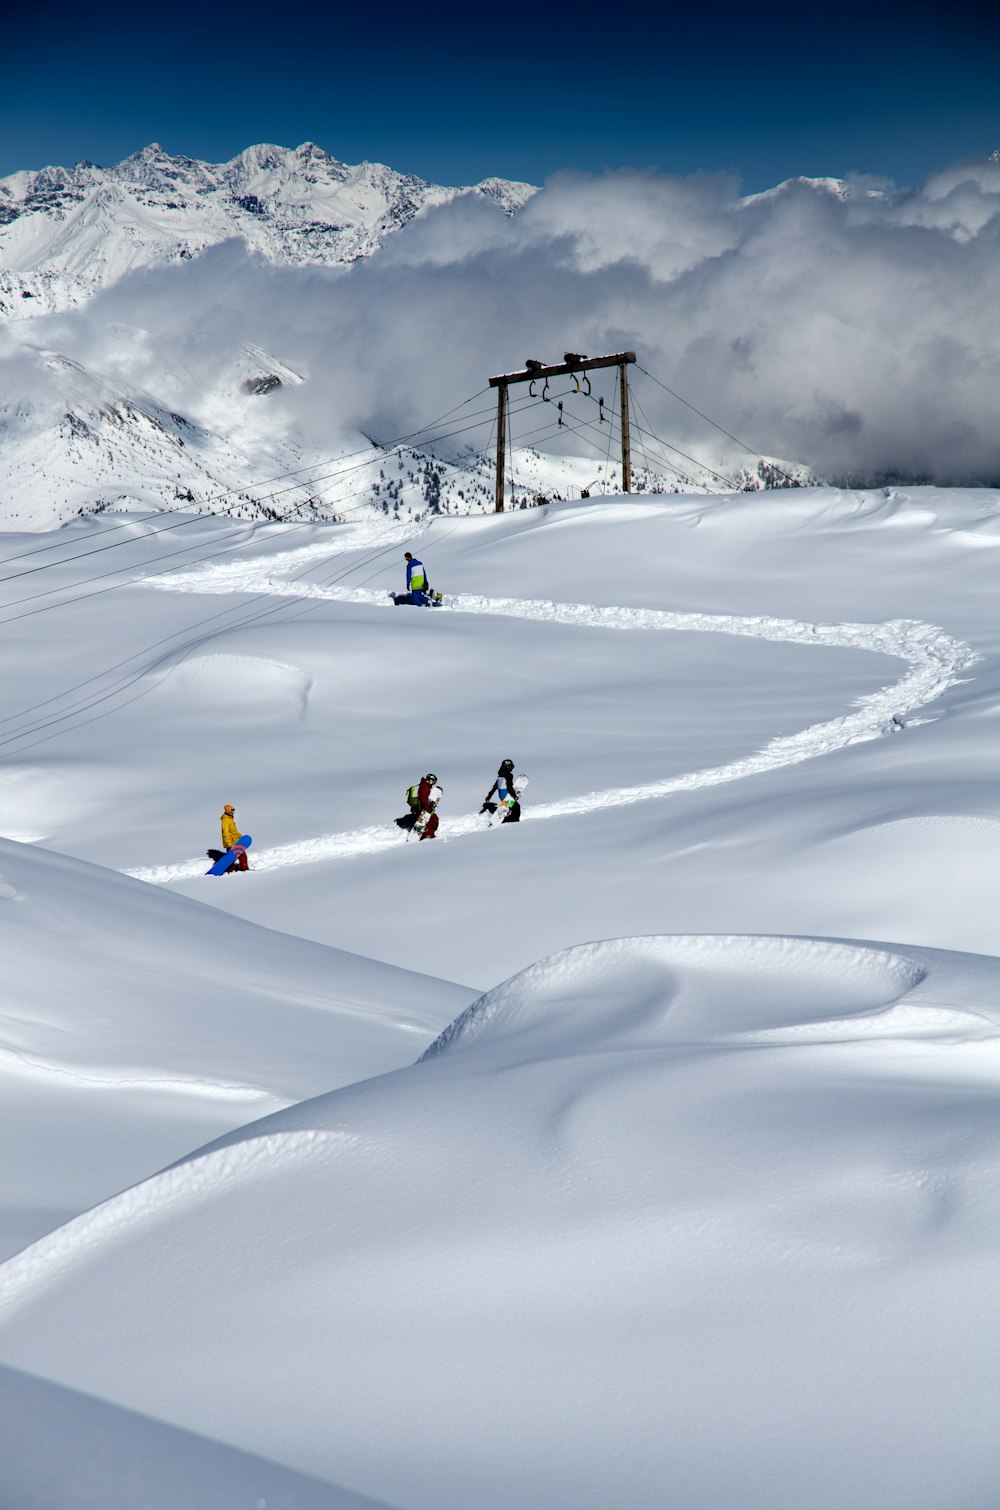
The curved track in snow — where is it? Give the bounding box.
[129,555,975,885]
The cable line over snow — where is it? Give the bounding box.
[627,412,742,492]
[0,355,798,606]
[635,365,803,488]
[0,386,497,581]
[0,391,556,637]
[0,400,568,633]
[0,353,809,695]
[0,390,785,740]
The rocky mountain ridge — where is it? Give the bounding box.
[0,141,536,308]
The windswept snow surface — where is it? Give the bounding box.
[0,1364,396,1510]
[0,836,471,1261]
[1,934,1000,1510]
[4,484,1000,1503]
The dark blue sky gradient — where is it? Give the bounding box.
[4,1,997,189]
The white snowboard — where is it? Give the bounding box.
[487,775,528,826]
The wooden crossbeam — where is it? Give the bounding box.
[489,351,636,388]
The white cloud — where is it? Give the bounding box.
[3,154,999,486]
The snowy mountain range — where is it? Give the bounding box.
[0,142,536,310]
[4,142,992,529]
[0,145,527,525]
[0,145,776,529]
[0,143,580,527]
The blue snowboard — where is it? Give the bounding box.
[206,835,253,875]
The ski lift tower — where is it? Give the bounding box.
[488,350,636,511]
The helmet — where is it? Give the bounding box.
[425,773,437,783]
[224,804,235,813]
[499,759,514,772]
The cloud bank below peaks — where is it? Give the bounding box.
[10,155,1000,487]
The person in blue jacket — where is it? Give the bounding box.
[403,552,429,605]
[392,552,443,606]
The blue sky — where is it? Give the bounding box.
[3,1,997,189]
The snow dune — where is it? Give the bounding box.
[1,933,998,1510]
[0,835,471,1260]
[0,1363,395,1510]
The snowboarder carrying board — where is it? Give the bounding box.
[218,803,250,870]
[206,835,253,875]
[396,773,442,839]
[481,760,523,823]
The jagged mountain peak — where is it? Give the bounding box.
[295,141,334,162]
[229,142,296,172]
[739,174,894,209]
[0,143,537,306]
[113,142,194,173]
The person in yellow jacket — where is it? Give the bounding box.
[220,804,249,871]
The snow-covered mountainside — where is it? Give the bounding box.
[0,347,312,529]
[0,341,346,529]
[0,142,536,303]
[0,342,540,529]
[0,265,91,318]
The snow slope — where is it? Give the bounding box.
[128,572,970,886]
[1,933,998,1510]
[0,1363,395,1510]
[3,487,999,990]
[2,484,1000,1503]
[8,484,986,984]
[0,834,471,1261]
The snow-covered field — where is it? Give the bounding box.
[2,484,1000,1507]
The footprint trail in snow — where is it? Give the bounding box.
[128,552,975,885]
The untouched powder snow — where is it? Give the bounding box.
[0,1364,396,1510]
[0,934,998,1510]
[0,835,471,1261]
